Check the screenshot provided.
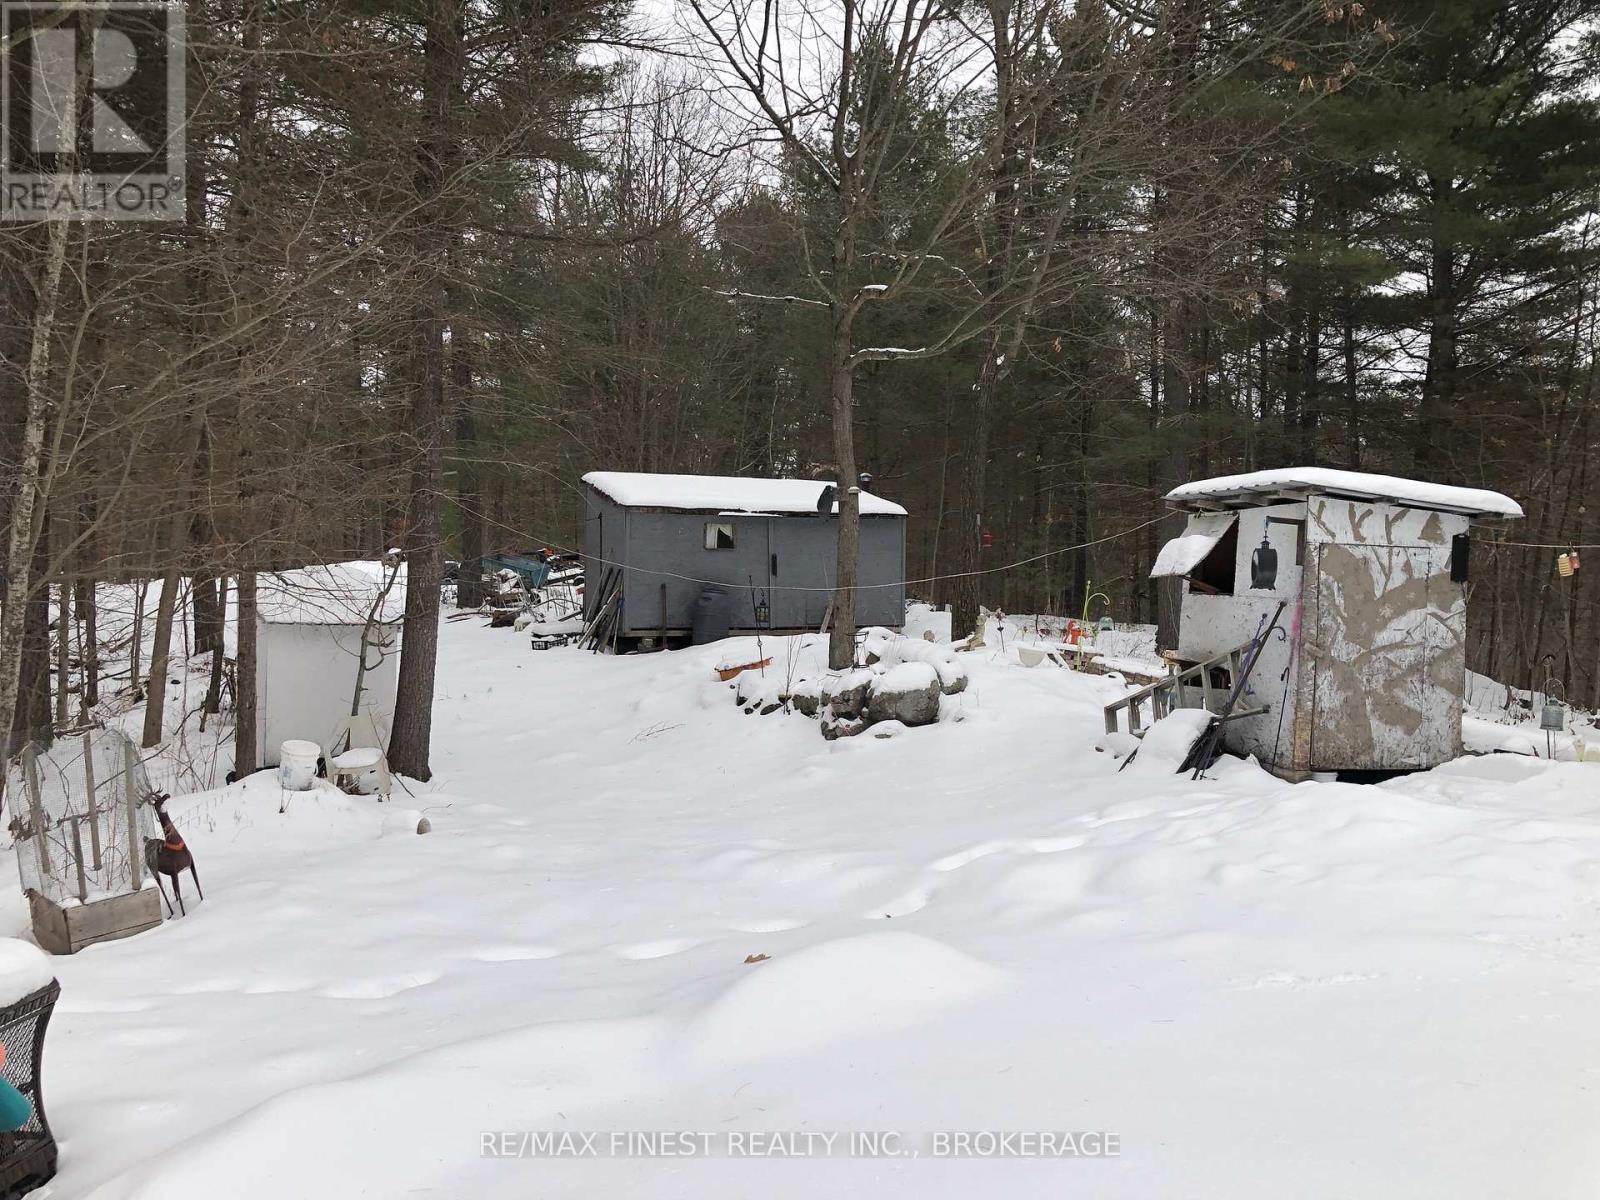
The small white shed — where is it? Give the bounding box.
[1147,469,1521,777]
[255,561,406,768]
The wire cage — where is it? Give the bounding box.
[0,981,58,1198]
[6,730,160,907]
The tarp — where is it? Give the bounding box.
[1150,512,1237,579]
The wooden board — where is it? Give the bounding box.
[29,889,162,956]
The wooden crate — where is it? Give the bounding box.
[28,889,162,956]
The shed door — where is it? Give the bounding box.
[1311,543,1454,769]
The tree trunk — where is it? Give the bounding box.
[193,569,220,654]
[235,572,258,776]
[388,0,464,780]
[13,535,53,754]
[0,210,70,774]
[129,581,146,701]
[141,571,181,748]
[203,574,227,715]
[951,345,1000,641]
[1155,293,1191,653]
[54,576,70,727]
[75,575,97,712]
[452,334,485,609]
[229,0,262,779]
[1417,180,1457,471]
[1342,292,1359,468]
[827,306,861,671]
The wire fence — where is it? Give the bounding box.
[5,730,160,907]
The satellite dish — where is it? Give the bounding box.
[817,484,836,515]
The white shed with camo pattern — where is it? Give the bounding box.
[1150,469,1522,778]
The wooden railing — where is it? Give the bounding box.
[1102,642,1268,735]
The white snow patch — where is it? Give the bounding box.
[1129,708,1214,771]
[0,939,53,1006]
[583,472,906,516]
[685,932,1005,1068]
[1166,467,1522,518]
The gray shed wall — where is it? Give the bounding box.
[581,485,905,637]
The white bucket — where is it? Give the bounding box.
[331,747,383,795]
[279,739,321,791]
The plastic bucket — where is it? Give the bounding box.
[331,747,382,795]
[278,740,320,791]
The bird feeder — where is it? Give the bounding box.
[6,730,162,955]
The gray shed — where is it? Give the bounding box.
[1127,469,1522,777]
[581,472,907,648]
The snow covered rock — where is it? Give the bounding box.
[861,629,968,695]
[734,670,785,715]
[685,932,1005,1067]
[1095,731,1140,760]
[821,668,875,720]
[866,662,942,727]
[821,713,868,740]
[788,677,822,717]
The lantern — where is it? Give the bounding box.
[1250,533,1278,590]
[980,528,994,549]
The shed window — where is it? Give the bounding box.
[1188,521,1238,595]
[704,522,736,550]
[1267,517,1306,566]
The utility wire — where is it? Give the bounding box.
[464,504,1170,595]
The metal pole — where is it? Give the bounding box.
[69,817,87,902]
[21,746,49,874]
[123,737,142,890]
[82,732,101,871]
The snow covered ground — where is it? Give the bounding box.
[11,617,1600,1198]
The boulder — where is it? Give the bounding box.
[932,658,968,696]
[789,678,822,717]
[860,630,967,696]
[821,668,874,720]
[821,713,868,740]
[865,662,941,727]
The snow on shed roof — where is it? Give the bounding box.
[257,560,408,625]
[1166,468,1522,519]
[583,471,908,516]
